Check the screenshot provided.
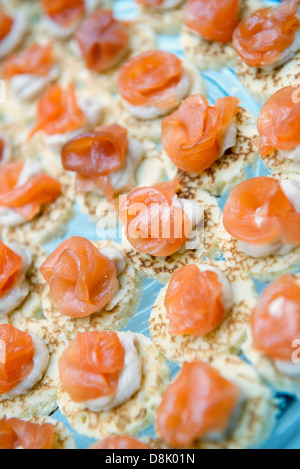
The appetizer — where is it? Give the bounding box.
[120,180,221,283]
[218,176,300,280]
[257,85,300,175]
[162,94,258,196]
[40,237,143,337]
[0,160,74,244]
[181,0,263,71]
[244,274,300,398]
[115,50,205,142]
[0,416,76,449]
[155,357,277,449]
[61,124,166,224]
[234,1,300,101]
[57,330,170,439]
[150,260,257,362]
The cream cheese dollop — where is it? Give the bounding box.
[3,334,49,397]
[125,70,191,120]
[10,66,60,102]
[197,265,233,314]
[172,195,204,251]
[0,242,32,316]
[239,178,300,258]
[82,331,142,412]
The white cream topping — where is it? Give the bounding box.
[83,331,142,412]
[275,360,300,377]
[0,132,12,165]
[125,70,191,120]
[0,242,32,316]
[197,265,234,314]
[239,179,300,258]
[0,12,28,59]
[0,159,43,227]
[4,334,49,397]
[219,123,237,156]
[260,29,300,71]
[172,195,204,251]
[42,95,103,153]
[98,247,126,276]
[278,144,300,164]
[10,66,60,102]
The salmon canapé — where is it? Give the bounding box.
[3,44,54,80]
[61,124,128,203]
[0,416,55,449]
[251,275,300,362]
[184,0,240,43]
[0,162,62,222]
[119,180,192,257]
[40,237,117,318]
[257,85,300,158]
[162,94,239,172]
[75,9,129,72]
[164,265,227,336]
[0,324,34,395]
[118,50,184,111]
[223,177,300,248]
[59,331,125,403]
[233,0,300,68]
[29,84,87,138]
[156,361,241,447]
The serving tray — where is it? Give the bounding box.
[42,0,300,450]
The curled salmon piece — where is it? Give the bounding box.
[223,177,300,246]
[0,162,62,221]
[0,240,22,298]
[156,361,241,447]
[59,331,125,402]
[42,0,85,27]
[232,0,300,68]
[251,275,300,361]
[162,94,239,172]
[61,124,128,202]
[119,180,192,257]
[0,6,13,42]
[75,9,129,72]
[90,435,151,449]
[118,50,183,110]
[29,84,87,138]
[0,324,34,395]
[165,265,225,336]
[257,86,300,157]
[0,416,55,449]
[40,236,117,318]
[3,44,54,80]
[184,0,240,43]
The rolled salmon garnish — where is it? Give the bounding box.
[0,162,62,221]
[59,331,125,402]
[41,0,85,27]
[29,84,87,138]
[0,324,34,395]
[75,9,129,72]
[223,177,300,246]
[0,240,23,297]
[0,416,55,449]
[251,275,300,361]
[0,6,14,42]
[3,44,54,79]
[232,0,300,67]
[162,94,239,172]
[40,236,118,318]
[184,0,240,43]
[118,50,184,110]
